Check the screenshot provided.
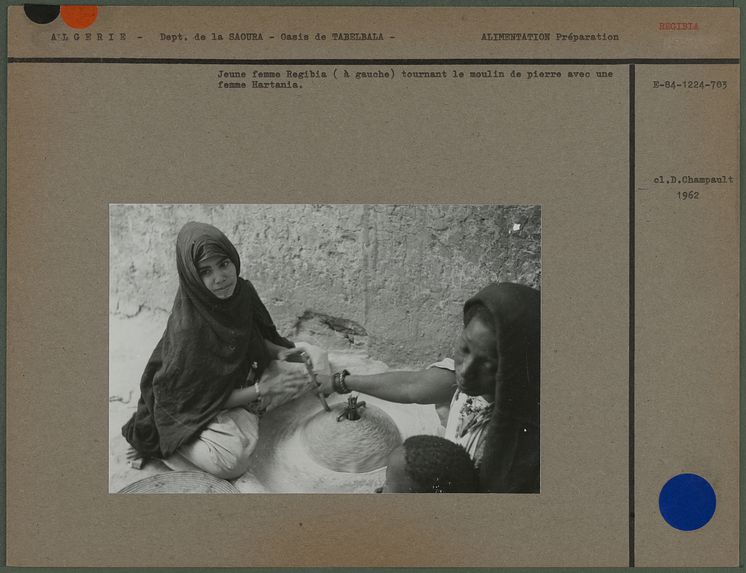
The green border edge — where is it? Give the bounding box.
[0,0,742,572]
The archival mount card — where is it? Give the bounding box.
[5,5,739,568]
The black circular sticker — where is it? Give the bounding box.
[24,4,60,24]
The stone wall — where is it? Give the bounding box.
[110,204,540,367]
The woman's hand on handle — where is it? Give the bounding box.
[277,341,330,375]
[315,373,334,396]
[257,361,315,413]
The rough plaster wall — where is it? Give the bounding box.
[110,204,540,367]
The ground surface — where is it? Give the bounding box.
[109,311,443,493]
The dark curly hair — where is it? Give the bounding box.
[402,435,479,493]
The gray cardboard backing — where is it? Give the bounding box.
[5,6,740,568]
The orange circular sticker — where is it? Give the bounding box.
[60,5,98,29]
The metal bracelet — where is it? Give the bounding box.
[333,369,351,394]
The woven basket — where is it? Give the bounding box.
[118,471,240,494]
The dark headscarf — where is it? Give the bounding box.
[463,283,540,493]
[122,222,293,458]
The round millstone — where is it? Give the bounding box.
[302,402,402,473]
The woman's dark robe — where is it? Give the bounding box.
[464,283,540,493]
[122,222,292,458]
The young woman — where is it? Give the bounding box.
[122,221,320,479]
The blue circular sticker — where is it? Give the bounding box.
[659,473,716,531]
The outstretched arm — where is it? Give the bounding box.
[319,367,457,405]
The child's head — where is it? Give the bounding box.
[380,435,479,493]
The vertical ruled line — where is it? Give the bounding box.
[628,63,636,568]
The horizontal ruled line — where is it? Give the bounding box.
[7,57,740,65]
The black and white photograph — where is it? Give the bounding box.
[109,203,541,494]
